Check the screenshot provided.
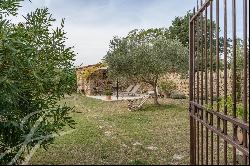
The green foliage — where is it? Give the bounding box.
[0,1,76,164]
[206,96,248,121]
[104,83,112,96]
[68,68,77,92]
[104,89,113,96]
[223,38,250,102]
[169,11,192,47]
[170,91,187,99]
[158,80,177,98]
[228,39,247,101]
[81,63,106,80]
[218,96,244,119]
[0,0,22,17]
[105,28,189,79]
[104,28,188,104]
[169,11,232,56]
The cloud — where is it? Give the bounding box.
[64,25,132,66]
[11,0,199,66]
[44,0,51,7]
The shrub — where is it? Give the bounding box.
[217,96,248,120]
[104,84,113,96]
[0,1,76,164]
[159,80,177,98]
[104,89,113,96]
[170,91,187,99]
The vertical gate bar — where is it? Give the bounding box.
[210,117,214,165]
[205,8,208,106]
[194,111,197,164]
[205,7,209,165]
[196,0,200,165]
[200,0,204,106]
[210,0,214,107]
[197,1,200,106]
[194,27,197,165]
[189,108,195,165]
[242,0,248,164]
[193,8,197,164]
[216,0,220,165]
[200,0,204,164]
[197,111,200,165]
[196,10,200,165]
[232,0,237,164]
[209,1,214,164]
[193,7,196,104]
[189,14,195,165]
[223,0,228,164]
[215,0,220,111]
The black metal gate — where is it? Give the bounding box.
[189,0,249,165]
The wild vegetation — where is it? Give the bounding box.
[0,0,76,164]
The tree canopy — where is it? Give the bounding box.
[169,12,192,48]
[104,28,188,104]
[169,11,232,54]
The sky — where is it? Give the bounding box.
[9,0,248,67]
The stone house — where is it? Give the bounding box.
[76,63,109,96]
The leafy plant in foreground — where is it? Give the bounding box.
[0,0,76,164]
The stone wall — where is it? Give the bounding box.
[161,70,249,99]
[76,66,109,96]
[76,67,249,98]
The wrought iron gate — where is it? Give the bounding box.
[189,0,249,165]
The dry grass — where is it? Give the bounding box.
[29,94,190,165]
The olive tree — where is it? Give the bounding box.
[0,0,76,164]
[104,29,188,105]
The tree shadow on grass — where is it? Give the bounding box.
[128,159,149,165]
[139,103,181,112]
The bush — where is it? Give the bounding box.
[104,89,113,96]
[217,96,248,120]
[159,80,177,98]
[104,84,113,96]
[0,2,76,164]
[170,91,187,99]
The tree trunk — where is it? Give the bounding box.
[152,83,160,105]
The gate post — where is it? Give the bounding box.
[189,15,195,165]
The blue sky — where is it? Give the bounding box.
[11,0,248,66]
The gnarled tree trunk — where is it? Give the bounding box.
[152,83,160,105]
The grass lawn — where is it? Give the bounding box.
[29,93,190,165]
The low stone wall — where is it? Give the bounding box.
[76,68,249,98]
[161,70,249,99]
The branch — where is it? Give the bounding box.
[141,76,154,85]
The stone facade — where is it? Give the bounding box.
[76,64,109,96]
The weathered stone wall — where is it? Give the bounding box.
[76,67,249,98]
[76,67,109,95]
[161,70,249,99]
